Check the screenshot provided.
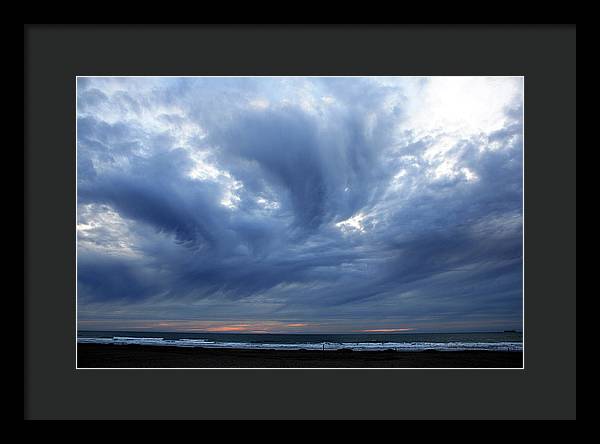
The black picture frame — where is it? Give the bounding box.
[24,24,576,419]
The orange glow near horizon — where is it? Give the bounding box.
[204,322,310,332]
[204,324,252,332]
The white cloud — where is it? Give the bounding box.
[402,76,522,138]
[335,212,368,234]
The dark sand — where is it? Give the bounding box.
[77,344,523,368]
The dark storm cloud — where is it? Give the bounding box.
[79,148,225,248]
[78,253,158,302]
[206,104,394,231]
[77,77,523,332]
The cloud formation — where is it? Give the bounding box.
[77,77,523,333]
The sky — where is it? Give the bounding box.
[77,76,523,334]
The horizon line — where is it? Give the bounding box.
[77,329,522,335]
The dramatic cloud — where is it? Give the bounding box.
[77,77,523,333]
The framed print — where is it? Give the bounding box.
[25,24,576,419]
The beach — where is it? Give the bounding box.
[77,343,523,368]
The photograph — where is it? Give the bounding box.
[76,76,524,369]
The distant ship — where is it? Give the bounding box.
[503,329,518,333]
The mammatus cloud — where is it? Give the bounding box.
[77,77,523,333]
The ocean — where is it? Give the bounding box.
[78,330,523,352]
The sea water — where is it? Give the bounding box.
[77,330,523,352]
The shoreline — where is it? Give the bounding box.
[77,343,524,368]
